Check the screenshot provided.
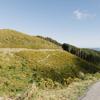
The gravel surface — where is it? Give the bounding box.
[80,81,100,100]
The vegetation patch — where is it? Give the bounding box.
[0,50,99,98]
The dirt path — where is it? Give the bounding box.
[0,48,63,53]
[80,81,100,100]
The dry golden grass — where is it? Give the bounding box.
[0,29,60,49]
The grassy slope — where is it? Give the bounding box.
[0,50,98,97]
[0,29,99,99]
[0,29,60,49]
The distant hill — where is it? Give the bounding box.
[0,29,61,49]
[93,48,100,51]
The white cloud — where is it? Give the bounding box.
[73,9,96,20]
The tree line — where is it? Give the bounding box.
[37,36,61,46]
[62,43,100,65]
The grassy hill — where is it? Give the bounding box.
[0,29,99,99]
[0,49,98,97]
[0,29,60,49]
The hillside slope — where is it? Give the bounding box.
[0,49,98,97]
[0,29,60,49]
[0,29,99,98]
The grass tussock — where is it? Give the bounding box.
[15,73,100,100]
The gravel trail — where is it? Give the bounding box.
[80,81,100,100]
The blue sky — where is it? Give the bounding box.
[0,0,100,48]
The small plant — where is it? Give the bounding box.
[78,71,85,80]
[64,77,74,85]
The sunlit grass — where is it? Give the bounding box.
[0,50,98,98]
[0,29,60,49]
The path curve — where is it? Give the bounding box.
[80,81,100,100]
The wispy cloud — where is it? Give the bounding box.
[73,9,96,20]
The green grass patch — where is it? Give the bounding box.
[0,50,98,97]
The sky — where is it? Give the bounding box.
[0,0,100,48]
